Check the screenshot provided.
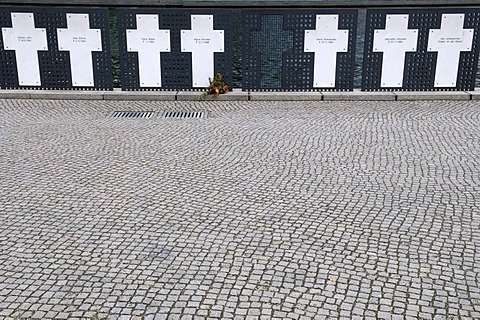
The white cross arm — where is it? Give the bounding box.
[126,14,170,87]
[373,14,418,87]
[428,14,474,87]
[2,12,48,86]
[181,15,224,87]
[57,13,102,87]
[304,14,349,88]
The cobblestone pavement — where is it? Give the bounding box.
[0,99,479,320]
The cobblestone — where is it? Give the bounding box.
[0,99,479,318]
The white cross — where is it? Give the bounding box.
[2,13,47,86]
[304,15,349,88]
[126,14,170,87]
[373,14,418,87]
[57,13,102,87]
[181,15,224,87]
[428,14,474,87]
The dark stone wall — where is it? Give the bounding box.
[2,0,479,7]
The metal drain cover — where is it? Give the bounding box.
[111,111,154,119]
[162,111,205,119]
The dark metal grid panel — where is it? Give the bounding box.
[0,6,112,90]
[242,9,357,92]
[117,9,233,91]
[458,10,480,89]
[0,10,16,89]
[362,8,480,91]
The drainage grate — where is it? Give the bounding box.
[162,111,205,119]
[111,111,154,119]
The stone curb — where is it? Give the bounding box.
[103,91,177,101]
[177,89,249,101]
[466,90,480,100]
[0,89,477,101]
[249,92,322,101]
[29,91,106,100]
[394,91,471,101]
[322,91,396,101]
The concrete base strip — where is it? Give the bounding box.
[249,91,322,101]
[394,91,471,101]
[177,90,249,101]
[0,89,477,101]
[103,91,177,101]
[466,90,480,100]
[322,91,396,101]
[29,91,105,100]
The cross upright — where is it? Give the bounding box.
[126,14,170,87]
[373,14,418,87]
[304,14,349,88]
[428,14,474,87]
[2,12,48,86]
[181,15,224,87]
[57,13,102,87]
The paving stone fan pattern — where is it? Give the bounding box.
[0,99,479,319]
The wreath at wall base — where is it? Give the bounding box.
[199,73,230,100]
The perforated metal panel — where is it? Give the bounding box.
[362,8,480,91]
[242,9,357,91]
[117,9,233,91]
[0,6,112,90]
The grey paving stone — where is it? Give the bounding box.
[0,99,479,318]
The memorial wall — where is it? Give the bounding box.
[0,7,112,90]
[1,6,479,91]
